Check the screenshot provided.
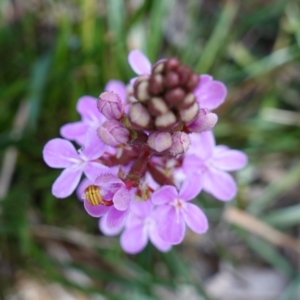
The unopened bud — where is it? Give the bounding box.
[148,74,164,95]
[129,103,152,129]
[147,131,172,152]
[148,97,169,116]
[164,71,180,89]
[180,93,196,109]
[169,132,190,155]
[98,120,129,147]
[97,91,123,120]
[186,74,200,91]
[179,102,199,122]
[152,61,165,74]
[165,88,185,106]
[155,111,177,131]
[165,57,180,71]
[134,75,150,102]
[185,108,218,133]
[177,65,192,85]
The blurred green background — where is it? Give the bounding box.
[1,0,300,299]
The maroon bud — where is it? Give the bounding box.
[179,93,196,109]
[186,74,200,91]
[164,71,180,89]
[133,75,150,102]
[147,131,172,152]
[165,88,185,106]
[148,74,164,95]
[129,103,151,129]
[152,61,165,74]
[155,111,177,131]
[169,132,190,155]
[177,65,192,85]
[148,97,169,116]
[165,57,180,71]
[179,102,199,122]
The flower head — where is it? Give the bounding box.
[43,129,109,198]
[152,175,208,244]
[183,131,248,201]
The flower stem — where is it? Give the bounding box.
[125,146,154,187]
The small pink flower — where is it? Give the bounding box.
[152,176,208,245]
[183,131,247,201]
[43,129,109,198]
[120,200,172,254]
[83,174,131,232]
[60,81,126,145]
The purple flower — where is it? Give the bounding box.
[60,81,126,145]
[183,131,247,201]
[120,200,172,254]
[152,176,208,245]
[43,129,109,198]
[83,174,131,232]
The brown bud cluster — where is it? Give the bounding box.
[129,58,200,131]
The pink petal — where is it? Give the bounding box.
[149,227,172,252]
[94,173,124,187]
[120,225,148,254]
[76,178,92,201]
[76,96,100,122]
[52,167,82,198]
[113,186,131,211]
[99,213,123,236]
[84,162,110,182]
[182,154,205,176]
[43,138,79,168]
[130,199,152,218]
[60,122,89,145]
[128,49,151,75]
[203,169,237,201]
[213,148,248,171]
[125,212,142,228]
[188,131,215,160]
[105,80,127,104]
[81,128,106,160]
[106,207,129,231]
[84,201,111,218]
[182,203,208,234]
[195,76,227,110]
[151,185,178,205]
[157,206,185,245]
[179,174,203,201]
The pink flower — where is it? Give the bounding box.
[43,129,109,198]
[60,81,126,145]
[120,200,172,254]
[183,131,247,201]
[151,176,208,245]
[83,174,131,232]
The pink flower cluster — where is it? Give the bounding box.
[43,50,247,254]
